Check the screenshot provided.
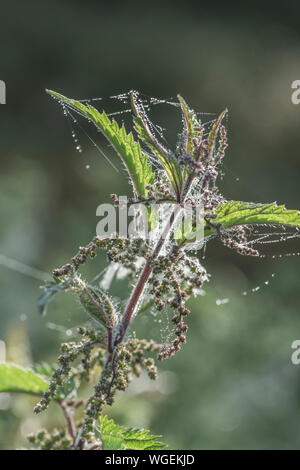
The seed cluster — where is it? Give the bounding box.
[202,186,225,212]
[53,235,152,283]
[215,125,228,165]
[53,236,122,277]
[27,429,72,450]
[34,328,105,414]
[220,231,259,257]
[82,338,160,436]
[106,238,150,277]
[147,245,207,359]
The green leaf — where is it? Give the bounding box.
[99,415,166,450]
[206,108,228,160]
[204,201,300,237]
[39,273,114,328]
[0,363,49,395]
[79,284,115,328]
[99,415,126,450]
[32,362,54,378]
[177,94,202,156]
[131,91,183,197]
[137,300,154,315]
[121,427,166,450]
[46,90,155,197]
[177,201,300,245]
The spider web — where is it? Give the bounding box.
[52,89,300,305]
[56,89,219,174]
[240,224,300,259]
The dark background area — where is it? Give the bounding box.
[1,0,300,449]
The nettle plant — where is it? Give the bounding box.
[1,90,300,450]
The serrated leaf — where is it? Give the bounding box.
[46,90,155,197]
[39,274,113,333]
[0,363,49,395]
[99,415,126,450]
[204,201,300,237]
[99,415,166,450]
[178,201,300,244]
[131,91,183,197]
[121,427,166,450]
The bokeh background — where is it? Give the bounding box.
[1,0,300,450]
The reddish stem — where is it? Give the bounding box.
[59,401,76,440]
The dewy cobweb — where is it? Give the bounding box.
[48,89,300,342]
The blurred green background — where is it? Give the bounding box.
[1,0,300,450]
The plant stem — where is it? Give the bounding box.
[114,174,195,348]
[59,401,76,441]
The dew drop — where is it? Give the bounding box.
[216,298,229,306]
[252,286,260,292]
